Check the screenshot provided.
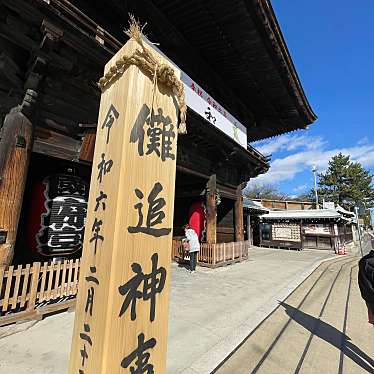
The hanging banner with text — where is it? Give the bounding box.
[69,37,180,374]
[181,72,247,149]
[145,41,248,149]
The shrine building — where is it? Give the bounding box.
[0,0,316,266]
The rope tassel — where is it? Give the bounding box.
[98,15,187,134]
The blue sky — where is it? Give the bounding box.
[249,1,374,196]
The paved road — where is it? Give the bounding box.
[0,247,335,374]
[215,240,374,374]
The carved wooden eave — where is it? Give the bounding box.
[177,110,269,187]
[1,0,314,187]
[130,0,317,140]
[26,0,316,141]
[0,0,111,131]
[248,0,317,127]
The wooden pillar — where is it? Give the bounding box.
[79,127,97,163]
[69,36,182,374]
[206,174,217,243]
[247,213,251,246]
[235,186,244,242]
[0,95,36,266]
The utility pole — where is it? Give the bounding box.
[312,165,319,209]
[355,206,364,257]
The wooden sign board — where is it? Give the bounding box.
[69,38,180,374]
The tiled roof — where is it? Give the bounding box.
[261,209,341,220]
[243,198,269,212]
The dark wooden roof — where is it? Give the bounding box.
[0,0,316,144]
[70,0,317,140]
[142,0,317,140]
[179,109,270,184]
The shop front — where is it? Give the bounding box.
[259,209,354,251]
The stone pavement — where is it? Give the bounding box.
[0,247,337,374]
[215,242,374,374]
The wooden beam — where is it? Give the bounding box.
[206,174,217,243]
[0,51,24,89]
[79,128,96,162]
[69,38,180,374]
[32,126,81,161]
[0,106,34,266]
[176,190,205,199]
[217,183,237,199]
[176,164,209,180]
[235,185,244,242]
[247,213,252,246]
[0,33,47,265]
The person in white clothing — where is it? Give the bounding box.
[183,224,200,272]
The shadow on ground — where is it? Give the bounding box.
[280,302,374,373]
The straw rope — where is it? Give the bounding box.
[97,16,187,134]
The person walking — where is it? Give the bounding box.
[369,231,374,247]
[358,249,374,326]
[183,224,200,273]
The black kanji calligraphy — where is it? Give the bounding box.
[36,175,88,256]
[121,333,156,373]
[85,287,94,316]
[80,345,88,368]
[53,198,87,231]
[56,175,87,196]
[97,153,113,183]
[130,104,149,157]
[205,107,216,124]
[102,104,119,144]
[94,191,107,212]
[118,253,166,322]
[85,266,99,285]
[130,104,175,161]
[80,323,92,345]
[146,108,175,161]
[85,266,99,316]
[40,195,87,253]
[79,323,92,367]
[127,182,171,237]
[90,218,104,254]
[49,232,82,250]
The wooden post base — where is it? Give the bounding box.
[206,175,217,244]
[235,185,244,242]
[0,108,34,266]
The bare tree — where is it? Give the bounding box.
[244,183,289,200]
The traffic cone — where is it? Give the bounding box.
[338,244,347,255]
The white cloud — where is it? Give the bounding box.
[358,137,370,146]
[293,184,308,193]
[250,135,374,186]
[252,133,326,156]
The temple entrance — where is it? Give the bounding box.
[173,169,207,239]
[217,198,235,243]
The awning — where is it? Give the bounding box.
[261,209,341,220]
[243,198,269,212]
[335,205,356,217]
